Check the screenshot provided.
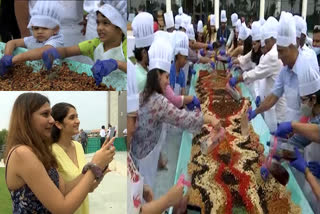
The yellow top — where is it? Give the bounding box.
[52,141,89,214]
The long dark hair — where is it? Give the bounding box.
[243,35,252,56]
[133,46,150,62]
[233,29,238,49]
[142,68,166,105]
[51,102,76,143]
[251,41,263,65]
[4,93,57,170]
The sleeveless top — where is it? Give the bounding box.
[5,146,59,214]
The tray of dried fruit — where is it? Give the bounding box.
[169,64,313,214]
[0,42,126,91]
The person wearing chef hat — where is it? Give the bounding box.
[170,31,189,95]
[217,10,231,45]
[164,11,175,32]
[175,14,182,30]
[130,36,221,190]
[272,58,320,213]
[126,59,186,214]
[0,1,64,76]
[197,20,204,42]
[230,19,286,132]
[40,1,127,86]
[203,14,217,44]
[226,13,238,48]
[179,15,190,33]
[235,22,252,58]
[227,19,242,57]
[250,12,319,125]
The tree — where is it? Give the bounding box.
[0,129,8,146]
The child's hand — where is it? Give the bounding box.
[0,55,13,76]
[91,59,118,85]
[42,48,60,70]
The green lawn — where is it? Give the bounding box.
[0,168,12,213]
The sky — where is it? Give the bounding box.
[0,91,107,131]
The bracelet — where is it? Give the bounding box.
[82,162,103,182]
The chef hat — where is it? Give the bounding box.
[175,15,182,30]
[294,15,303,38]
[221,10,227,22]
[277,11,296,47]
[235,19,241,32]
[164,11,174,30]
[186,24,195,41]
[298,66,320,96]
[231,13,238,27]
[180,15,190,31]
[261,16,279,42]
[300,18,307,36]
[148,36,173,73]
[210,14,215,26]
[178,7,183,15]
[251,21,261,41]
[259,17,266,26]
[261,39,265,47]
[174,31,189,56]
[132,12,154,48]
[27,1,63,29]
[238,22,251,41]
[127,59,139,113]
[97,2,127,35]
[197,20,204,33]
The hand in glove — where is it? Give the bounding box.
[91,59,118,86]
[260,165,269,181]
[0,55,13,76]
[186,96,201,111]
[219,37,225,45]
[200,49,205,57]
[207,43,214,51]
[219,49,226,56]
[42,48,60,70]
[210,61,215,69]
[190,68,196,75]
[229,77,237,88]
[247,108,257,121]
[308,161,320,178]
[290,147,307,173]
[272,122,293,138]
[255,96,261,108]
[227,61,232,69]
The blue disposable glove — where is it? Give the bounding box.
[247,108,257,121]
[192,96,201,110]
[255,96,261,108]
[207,43,214,51]
[42,48,60,70]
[219,37,225,45]
[226,56,232,63]
[260,166,269,181]
[0,55,13,76]
[190,68,196,75]
[272,122,293,138]
[308,161,320,178]
[227,62,232,69]
[219,49,226,56]
[200,49,205,57]
[210,61,215,69]
[91,59,118,86]
[290,147,307,173]
[229,77,237,88]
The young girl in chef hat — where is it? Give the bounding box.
[0,1,64,76]
[41,1,127,86]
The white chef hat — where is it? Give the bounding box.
[175,15,182,30]
[127,59,139,113]
[235,19,241,32]
[298,66,320,96]
[294,15,303,38]
[154,30,176,60]
[231,13,238,27]
[259,17,266,26]
[277,11,296,47]
[164,11,174,30]
[221,10,227,23]
[180,15,190,31]
[97,2,127,35]
[148,36,173,73]
[197,20,204,33]
[132,12,154,48]
[238,22,251,41]
[174,31,189,56]
[210,14,215,26]
[251,21,261,41]
[261,16,279,42]
[186,24,195,41]
[27,1,63,29]
[178,7,183,15]
[300,18,307,36]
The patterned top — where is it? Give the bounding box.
[9,168,59,214]
[131,92,204,159]
[24,32,64,50]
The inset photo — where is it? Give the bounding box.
[0,91,127,214]
[0,1,127,91]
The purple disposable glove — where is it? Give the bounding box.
[210,61,215,69]
[0,55,13,76]
[290,147,307,173]
[248,108,257,121]
[207,43,214,51]
[42,48,60,70]
[272,122,293,138]
[308,161,320,178]
[255,96,261,108]
[91,59,118,85]
[260,166,269,181]
[200,49,205,57]
[229,77,237,88]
